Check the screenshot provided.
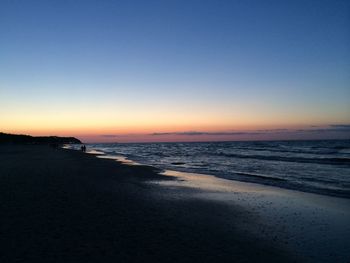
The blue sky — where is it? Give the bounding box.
[0,0,349,142]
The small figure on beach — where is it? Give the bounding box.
[81,145,86,152]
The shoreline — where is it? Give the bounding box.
[87,147,350,262]
[1,145,349,262]
[154,170,350,262]
[81,145,350,199]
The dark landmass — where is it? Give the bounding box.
[0,132,81,144]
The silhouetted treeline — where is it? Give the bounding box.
[0,132,81,145]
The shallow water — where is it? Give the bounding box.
[69,140,350,198]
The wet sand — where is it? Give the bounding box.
[0,145,349,262]
[153,171,350,262]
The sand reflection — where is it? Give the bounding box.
[159,170,277,194]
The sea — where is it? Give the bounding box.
[68,140,350,198]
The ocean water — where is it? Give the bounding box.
[71,140,350,198]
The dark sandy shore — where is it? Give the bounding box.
[0,145,349,262]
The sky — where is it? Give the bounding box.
[0,0,349,142]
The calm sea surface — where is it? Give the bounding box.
[71,140,350,198]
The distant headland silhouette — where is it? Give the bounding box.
[0,132,81,145]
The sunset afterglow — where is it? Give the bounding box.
[1,1,349,142]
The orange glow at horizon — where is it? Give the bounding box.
[2,111,346,133]
[3,121,349,143]
[2,103,349,142]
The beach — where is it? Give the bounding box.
[1,145,349,262]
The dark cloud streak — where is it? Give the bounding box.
[150,125,350,136]
[330,124,350,129]
[151,131,270,136]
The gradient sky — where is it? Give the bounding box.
[1,0,349,142]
